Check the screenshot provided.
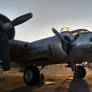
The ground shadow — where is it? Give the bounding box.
[53,78,90,92]
[9,82,44,92]
[68,79,90,92]
[9,77,90,92]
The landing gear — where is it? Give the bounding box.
[73,66,86,79]
[23,66,40,86]
[23,65,45,86]
[68,50,86,79]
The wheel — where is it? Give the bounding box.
[23,66,40,86]
[73,66,86,79]
[40,74,45,85]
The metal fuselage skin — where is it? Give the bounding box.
[10,31,92,67]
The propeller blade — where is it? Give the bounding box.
[71,33,79,43]
[52,28,63,41]
[52,28,70,43]
[0,31,10,71]
[11,13,33,26]
[68,50,75,70]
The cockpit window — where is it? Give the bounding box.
[72,29,89,35]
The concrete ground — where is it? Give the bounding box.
[0,64,92,92]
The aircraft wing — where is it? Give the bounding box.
[10,40,68,68]
[10,40,52,67]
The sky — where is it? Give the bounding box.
[0,0,92,42]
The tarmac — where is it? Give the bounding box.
[0,64,92,92]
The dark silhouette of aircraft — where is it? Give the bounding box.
[0,12,92,86]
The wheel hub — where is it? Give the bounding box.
[25,70,33,82]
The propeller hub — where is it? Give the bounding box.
[0,14,15,40]
[3,22,13,30]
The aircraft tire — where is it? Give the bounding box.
[40,74,45,85]
[73,66,86,79]
[23,66,40,86]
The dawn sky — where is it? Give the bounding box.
[0,0,92,42]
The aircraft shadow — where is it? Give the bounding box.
[9,78,90,92]
[67,79,90,92]
[9,82,44,92]
[53,78,90,92]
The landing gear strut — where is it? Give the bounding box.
[73,66,86,79]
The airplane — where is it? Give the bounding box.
[0,12,92,86]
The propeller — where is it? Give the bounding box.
[11,13,33,26]
[0,13,33,72]
[52,28,79,71]
[52,28,70,45]
[3,13,33,30]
